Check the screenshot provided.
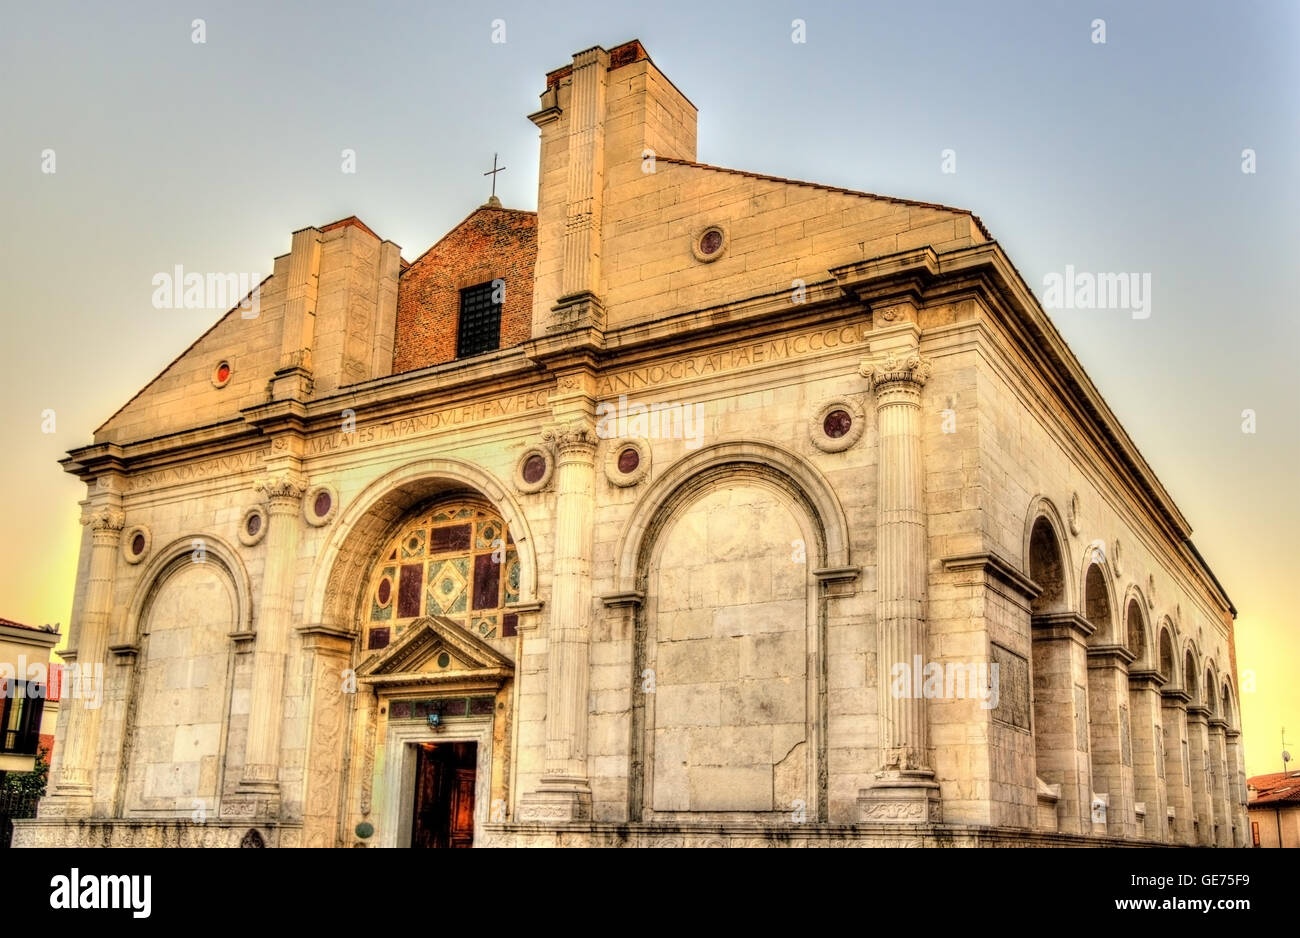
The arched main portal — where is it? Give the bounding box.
[304,460,537,849]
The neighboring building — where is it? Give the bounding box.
[0,616,60,774]
[1247,772,1300,847]
[17,39,1245,848]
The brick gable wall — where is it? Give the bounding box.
[393,206,537,373]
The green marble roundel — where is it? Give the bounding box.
[355,822,374,840]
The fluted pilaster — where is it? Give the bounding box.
[857,352,941,823]
[236,473,306,811]
[549,47,608,332]
[52,505,124,805]
[519,421,597,820]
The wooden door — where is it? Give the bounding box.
[411,742,477,848]
[449,768,476,848]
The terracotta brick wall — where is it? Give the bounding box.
[393,206,537,373]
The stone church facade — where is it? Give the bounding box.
[17,40,1246,848]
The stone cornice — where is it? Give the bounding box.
[1030,611,1095,642]
[357,668,512,691]
[241,398,311,436]
[1207,717,1229,730]
[942,551,1040,599]
[813,566,861,585]
[1160,688,1191,705]
[599,590,644,609]
[62,348,551,480]
[1086,643,1137,668]
[1127,668,1166,691]
[1186,704,1210,722]
[295,623,355,654]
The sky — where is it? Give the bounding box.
[0,0,1296,778]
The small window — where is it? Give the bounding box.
[0,682,46,756]
[457,281,502,358]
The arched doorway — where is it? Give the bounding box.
[304,461,537,848]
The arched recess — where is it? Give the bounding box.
[1220,676,1244,838]
[1157,622,1177,684]
[622,443,837,823]
[1081,554,1130,835]
[1220,679,1237,730]
[118,534,252,646]
[1024,499,1091,833]
[306,458,540,632]
[611,440,851,596]
[1202,659,1227,843]
[1024,497,1075,613]
[1122,587,1152,669]
[1123,586,1164,840]
[1081,555,1118,647]
[118,542,243,817]
[1183,646,1200,703]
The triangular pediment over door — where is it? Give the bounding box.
[356,615,513,691]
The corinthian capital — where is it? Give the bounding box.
[82,506,126,532]
[254,473,307,502]
[858,352,932,391]
[541,421,598,457]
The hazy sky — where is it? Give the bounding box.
[1,1,1295,777]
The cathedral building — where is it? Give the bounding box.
[17,39,1246,848]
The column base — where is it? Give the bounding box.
[857,773,942,824]
[517,777,593,822]
[38,789,94,819]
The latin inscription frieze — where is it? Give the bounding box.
[596,322,868,398]
[305,389,551,456]
[124,451,263,493]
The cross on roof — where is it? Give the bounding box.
[483,153,506,199]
